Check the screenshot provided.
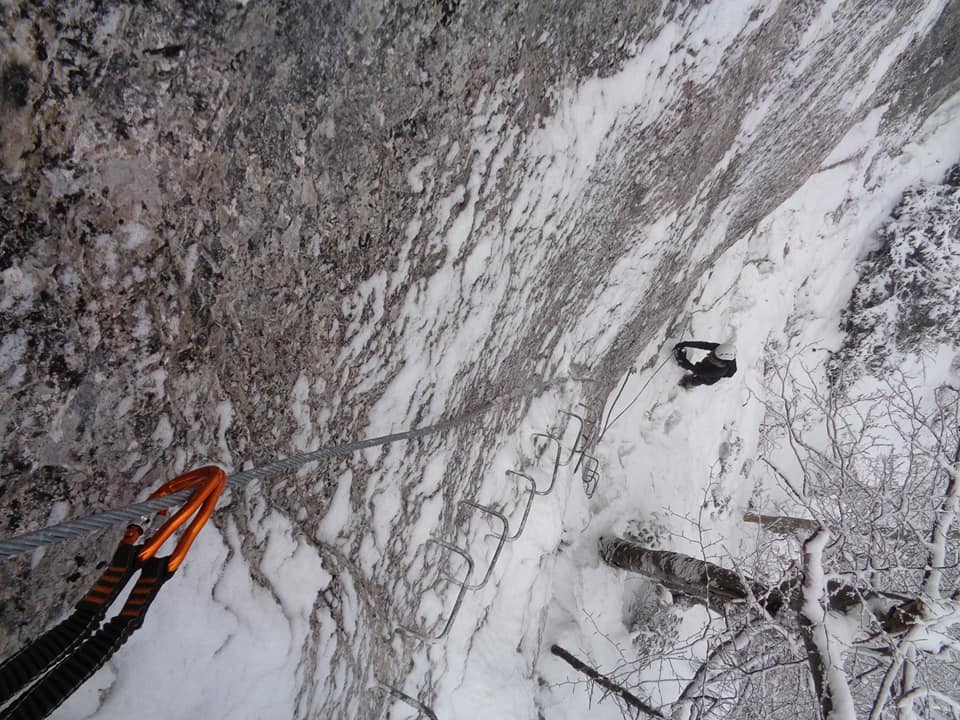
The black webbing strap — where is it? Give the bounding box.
[0,557,171,720]
[0,542,140,706]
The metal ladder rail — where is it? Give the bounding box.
[395,538,475,643]
[370,683,439,720]
[380,410,584,716]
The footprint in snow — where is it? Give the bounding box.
[664,409,682,434]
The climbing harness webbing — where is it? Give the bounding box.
[0,395,506,560]
[0,539,139,709]
[0,467,226,720]
[1,559,170,720]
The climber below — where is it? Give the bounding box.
[673,341,737,389]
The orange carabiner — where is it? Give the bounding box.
[137,466,227,572]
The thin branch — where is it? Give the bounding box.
[898,687,960,716]
[673,625,771,720]
[760,457,806,505]
[549,645,667,719]
[869,654,905,720]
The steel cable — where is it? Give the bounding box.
[0,395,507,561]
[596,355,672,444]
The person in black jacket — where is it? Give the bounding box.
[673,341,737,388]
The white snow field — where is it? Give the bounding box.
[44,3,960,720]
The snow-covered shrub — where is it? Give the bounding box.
[620,579,682,683]
[829,164,960,382]
[623,515,669,548]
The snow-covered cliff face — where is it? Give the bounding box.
[2,1,960,718]
[0,0,673,650]
[831,164,960,382]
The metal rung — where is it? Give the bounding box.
[396,538,473,642]
[502,471,536,540]
[530,433,564,496]
[557,411,589,466]
[371,682,439,720]
[571,403,599,473]
[448,500,508,590]
[580,454,600,498]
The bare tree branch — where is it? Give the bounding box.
[923,439,960,598]
[549,644,667,719]
[798,529,855,720]
[673,625,773,720]
[897,687,960,717]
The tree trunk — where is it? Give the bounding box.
[598,536,896,621]
[744,511,959,541]
[599,537,789,616]
[742,512,820,535]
